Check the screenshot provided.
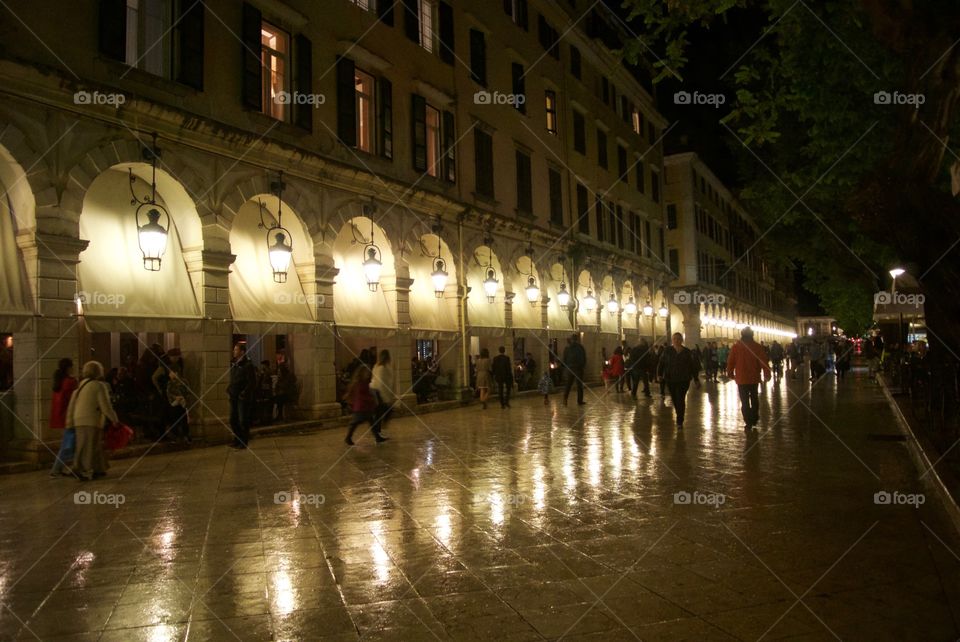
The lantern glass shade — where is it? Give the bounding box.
[624,297,637,315]
[362,246,382,291]
[431,258,448,298]
[642,301,654,317]
[583,290,597,311]
[606,294,620,314]
[483,268,499,303]
[138,207,168,272]
[658,302,669,318]
[557,283,570,309]
[268,230,293,283]
[525,276,540,305]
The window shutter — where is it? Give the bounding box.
[511,63,525,114]
[293,34,313,131]
[442,110,456,183]
[549,168,563,225]
[98,0,126,61]
[377,0,394,25]
[517,0,528,29]
[403,0,420,43]
[175,1,205,90]
[469,29,486,85]
[241,3,262,110]
[538,14,549,49]
[378,77,393,159]
[503,0,512,17]
[438,2,454,65]
[335,56,356,146]
[411,94,427,172]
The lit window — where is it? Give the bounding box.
[425,105,441,177]
[347,0,371,9]
[260,22,289,121]
[355,69,375,153]
[545,90,558,135]
[420,0,436,53]
[631,107,641,135]
[125,0,171,77]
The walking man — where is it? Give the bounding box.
[657,333,700,429]
[562,334,587,405]
[727,327,771,430]
[491,346,514,408]
[228,343,257,449]
[628,339,651,398]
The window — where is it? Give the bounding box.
[648,122,656,143]
[545,91,558,134]
[504,0,529,29]
[651,169,660,203]
[608,203,617,246]
[511,63,526,114]
[469,29,486,85]
[538,14,560,59]
[355,69,375,153]
[347,0,371,9]
[669,248,679,275]
[615,205,625,249]
[577,183,590,234]
[125,0,171,76]
[595,196,604,242]
[597,129,607,169]
[569,45,581,79]
[630,213,639,254]
[425,105,441,176]
[515,150,532,214]
[636,159,644,193]
[667,204,677,230]
[259,22,289,121]
[419,0,435,52]
[475,129,494,197]
[619,96,630,123]
[573,111,586,154]
[412,95,455,181]
[549,167,563,225]
[632,107,642,135]
[617,145,627,183]
[644,221,652,257]
[658,228,664,261]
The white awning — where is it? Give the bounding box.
[0,195,32,323]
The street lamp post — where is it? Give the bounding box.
[889,267,905,346]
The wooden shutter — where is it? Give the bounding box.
[442,110,456,183]
[438,2,454,65]
[517,0,528,29]
[469,29,486,85]
[241,3,262,110]
[411,94,427,172]
[176,1,205,90]
[335,56,356,146]
[403,0,420,43]
[98,0,126,61]
[549,168,563,225]
[378,77,393,159]
[511,63,525,113]
[377,0,394,25]
[293,34,313,131]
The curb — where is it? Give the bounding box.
[877,374,960,535]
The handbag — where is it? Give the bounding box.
[104,421,134,451]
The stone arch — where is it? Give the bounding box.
[0,121,58,231]
[222,173,323,257]
[331,214,397,330]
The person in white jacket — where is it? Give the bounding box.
[370,350,395,435]
[65,361,118,480]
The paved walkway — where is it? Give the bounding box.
[1,367,959,641]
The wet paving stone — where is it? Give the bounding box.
[1,371,959,639]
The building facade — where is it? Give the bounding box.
[663,153,796,346]
[0,0,672,459]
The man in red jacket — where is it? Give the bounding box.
[727,327,771,430]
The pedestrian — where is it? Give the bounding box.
[370,350,395,434]
[769,340,785,382]
[562,334,587,406]
[628,340,651,398]
[705,342,719,382]
[475,348,492,409]
[537,369,553,404]
[256,360,275,424]
[657,333,700,429]
[492,346,514,408]
[717,344,730,378]
[835,341,852,381]
[65,361,118,481]
[609,346,626,393]
[344,366,387,445]
[273,363,298,421]
[49,358,79,477]
[227,343,257,449]
[726,327,771,430]
[166,371,191,444]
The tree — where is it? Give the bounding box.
[622,0,960,354]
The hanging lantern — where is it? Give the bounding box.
[431,257,448,298]
[606,294,620,314]
[483,267,499,303]
[525,276,540,306]
[658,300,669,318]
[557,282,571,310]
[363,245,383,292]
[623,297,637,315]
[642,299,654,317]
[130,134,170,272]
[583,289,597,311]
[268,230,293,283]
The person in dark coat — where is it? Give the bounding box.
[562,334,587,406]
[657,333,700,429]
[227,343,257,449]
[491,346,514,408]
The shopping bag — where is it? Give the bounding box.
[104,421,134,451]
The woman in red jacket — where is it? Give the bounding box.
[344,367,388,446]
[49,358,78,477]
[610,346,626,392]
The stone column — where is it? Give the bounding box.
[386,274,416,408]
[292,258,340,419]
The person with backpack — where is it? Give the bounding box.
[657,333,700,429]
[345,366,387,446]
[491,346,514,409]
[727,327,772,430]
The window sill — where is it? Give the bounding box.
[472,192,498,207]
[99,57,197,97]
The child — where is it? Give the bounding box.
[537,370,553,404]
